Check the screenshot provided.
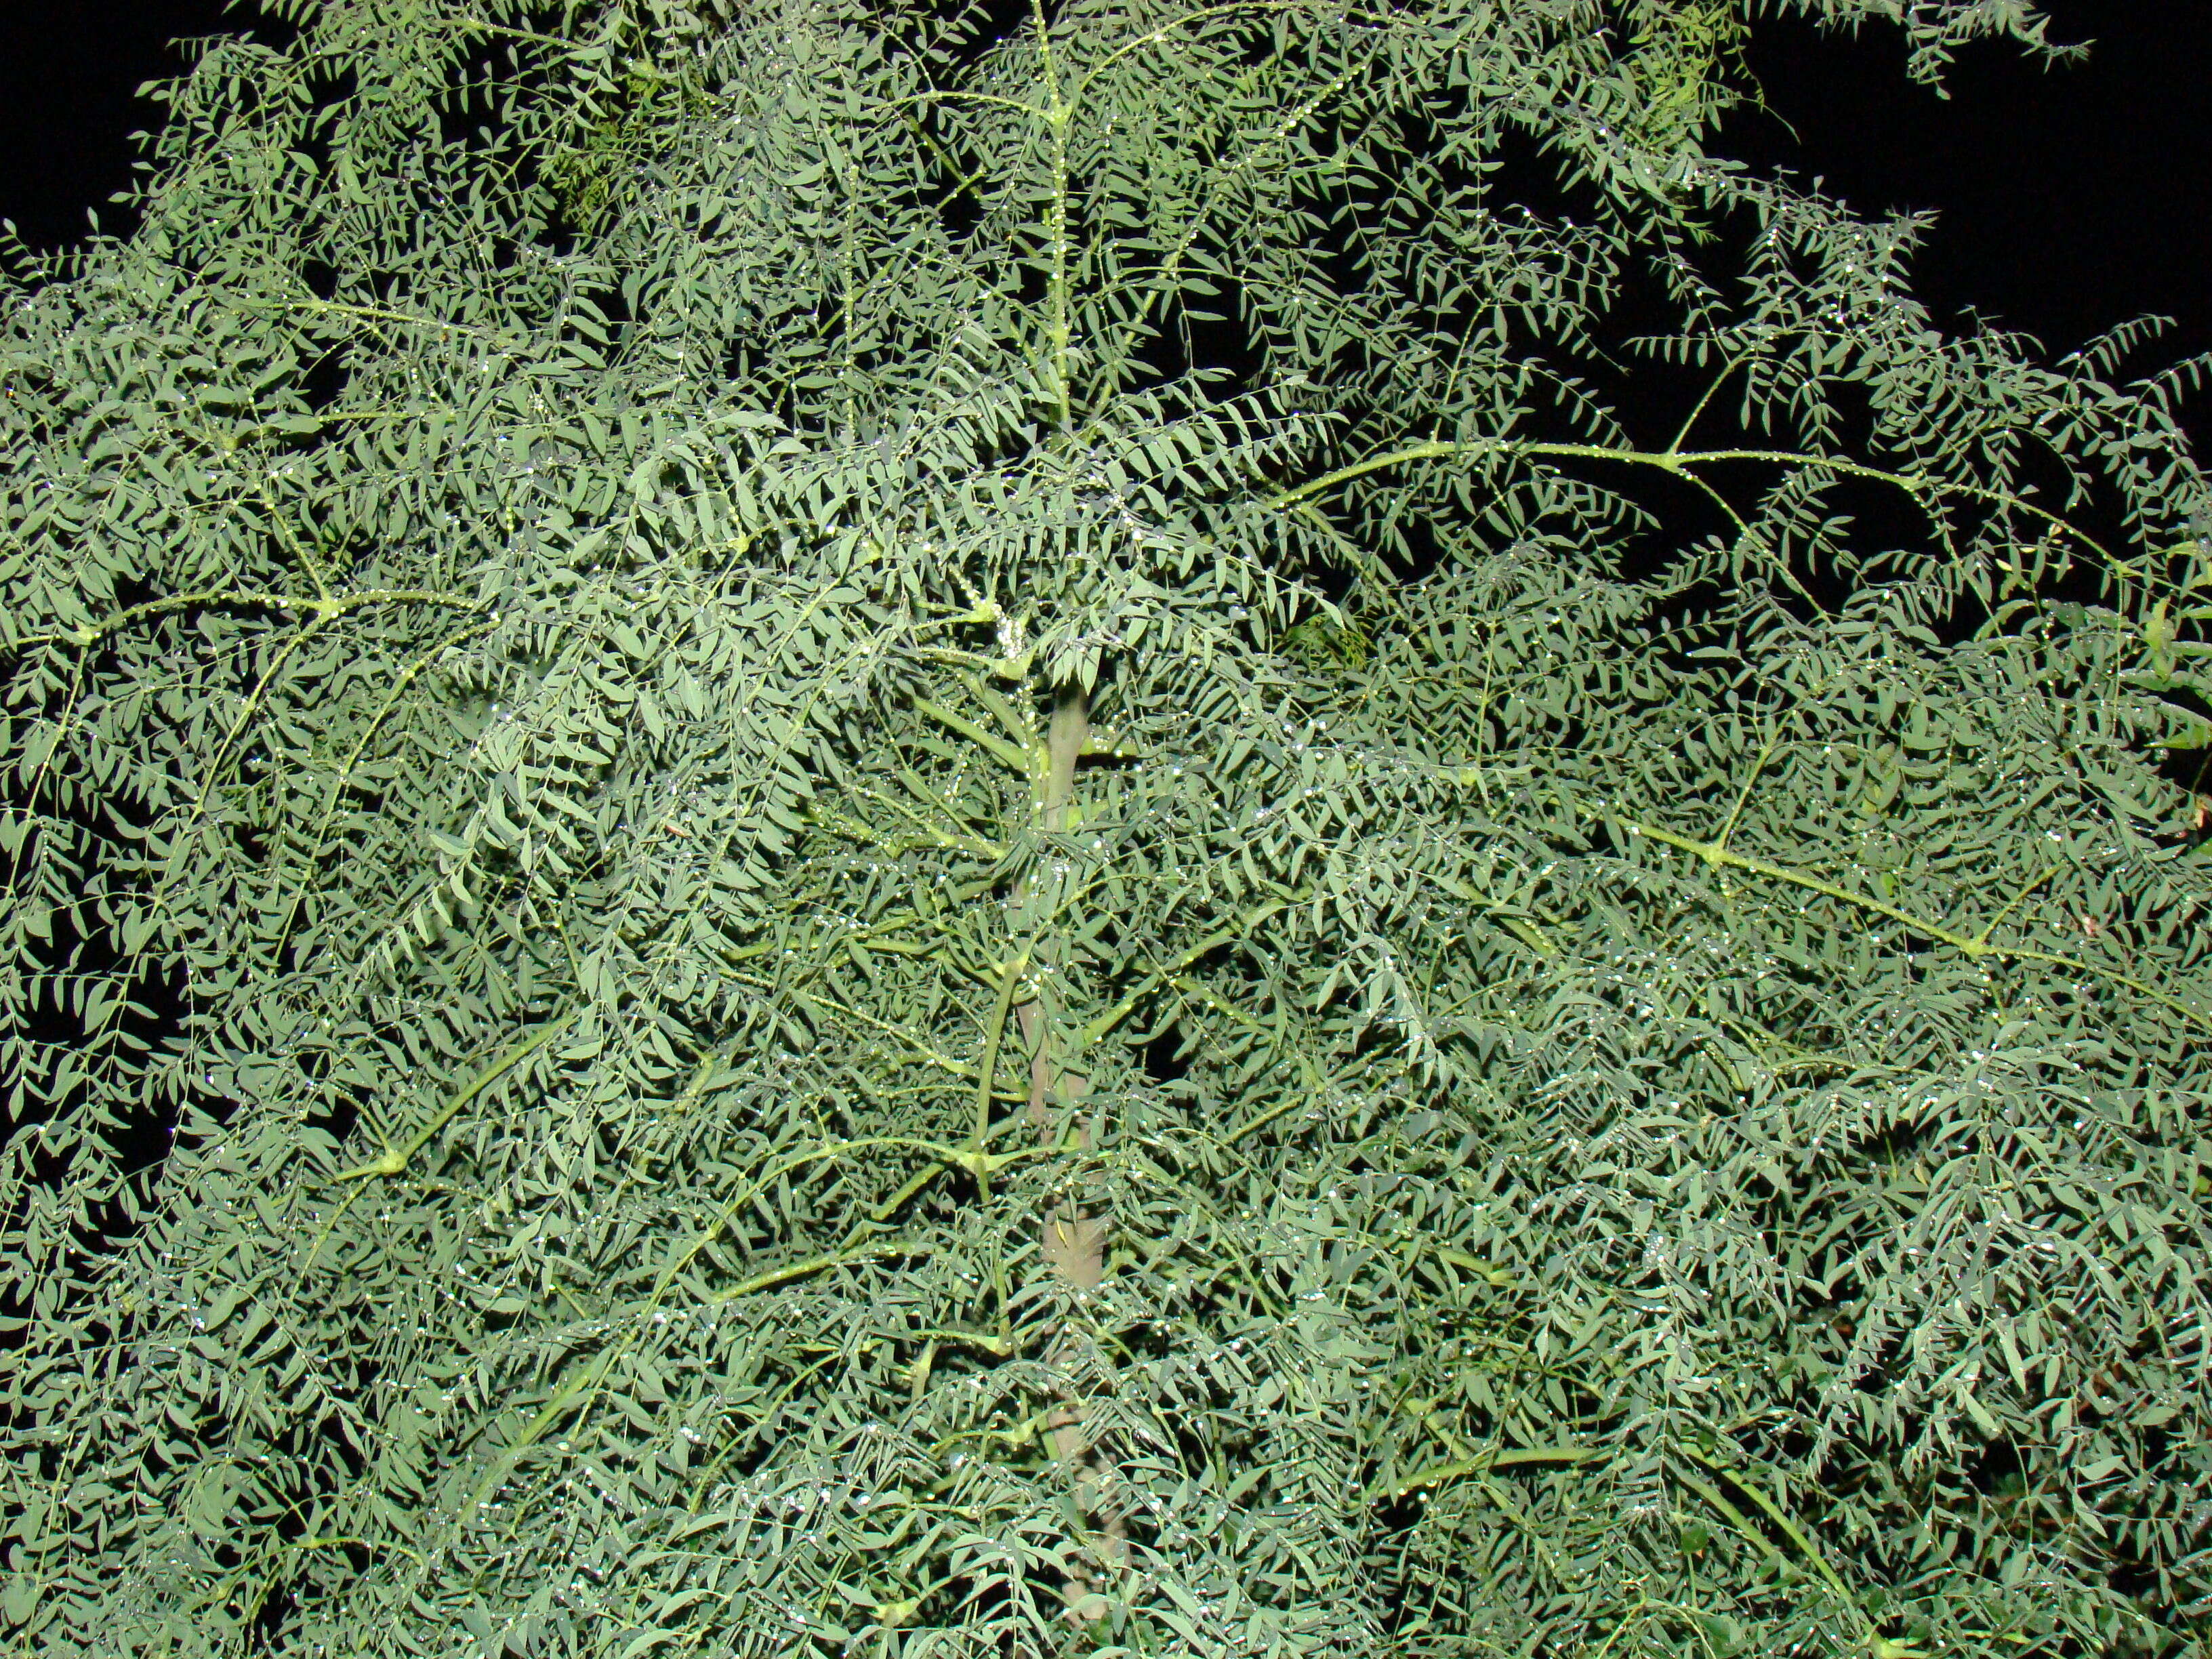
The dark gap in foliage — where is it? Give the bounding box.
[306,66,359,114]
[1139,1025,1187,1085]
[939,0,1033,72]
[2154,746,2212,815]
[1,788,206,1252]
[533,201,582,262]
[285,69,353,185]
[895,64,994,248]
[1959,1432,2023,1491]
[0,3,302,262]
[1370,495,1448,588]
[1732,0,2212,430]
[1589,248,1716,449]
[298,336,351,413]
[1480,125,1598,247]
[1366,1486,1425,1551]
[249,1580,295,1650]
[434,35,532,163]
[1174,274,1252,390]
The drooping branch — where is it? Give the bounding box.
[1268,436,2126,581]
[10,586,489,654]
[1614,815,2211,1033]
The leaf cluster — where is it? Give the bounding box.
[2,2,2208,1657]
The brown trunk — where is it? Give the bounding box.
[1024,686,1091,1137]
[1022,684,1122,1618]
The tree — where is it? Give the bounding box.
[4,0,2209,1654]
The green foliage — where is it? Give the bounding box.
[545,64,724,232]
[3,1,2209,1656]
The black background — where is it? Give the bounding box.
[1,0,2206,407]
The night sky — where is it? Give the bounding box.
[2,0,2207,436]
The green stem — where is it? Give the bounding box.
[972,949,1031,1176]
[1032,0,1074,432]
[16,586,485,654]
[1268,438,2119,574]
[1675,1445,1857,1607]
[1370,1444,1600,1502]
[1664,354,1751,456]
[914,694,1034,778]
[1713,733,1777,855]
[329,1012,577,1184]
[708,1237,924,1303]
[1619,816,2209,1032]
[1072,895,1300,1049]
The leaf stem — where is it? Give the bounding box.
[1370,1444,1600,1502]
[1618,817,2209,1032]
[974,949,1032,1168]
[1268,437,2120,576]
[14,586,485,655]
[328,1012,577,1185]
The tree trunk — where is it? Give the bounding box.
[1021,683,1122,1619]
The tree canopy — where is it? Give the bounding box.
[4,1,2210,1656]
